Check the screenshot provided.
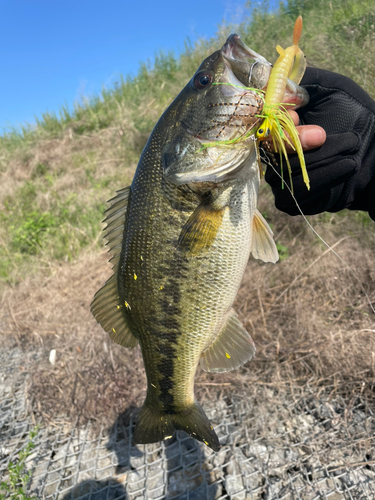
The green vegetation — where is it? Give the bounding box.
[0,427,39,500]
[1,0,374,289]
[276,242,290,261]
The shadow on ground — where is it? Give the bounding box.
[61,405,220,500]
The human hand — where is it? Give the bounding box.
[265,68,375,220]
[283,110,326,152]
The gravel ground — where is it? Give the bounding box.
[1,341,374,500]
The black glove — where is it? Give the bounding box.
[265,67,375,221]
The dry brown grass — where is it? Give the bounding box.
[0,124,138,213]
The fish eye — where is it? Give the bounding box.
[193,71,213,90]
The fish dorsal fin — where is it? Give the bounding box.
[251,209,279,263]
[200,308,256,373]
[90,186,138,348]
[178,197,225,254]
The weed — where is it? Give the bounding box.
[31,163,49,179]
[276,242,290,261]
[0,427,39,500]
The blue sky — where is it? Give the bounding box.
[1,0,272,132]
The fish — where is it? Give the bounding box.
[91,34,309,451]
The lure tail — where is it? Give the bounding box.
[265,107,310,191]
[289,16,306,85]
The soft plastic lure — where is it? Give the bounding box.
[256,16,310,190]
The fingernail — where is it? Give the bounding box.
[303,129,325,149]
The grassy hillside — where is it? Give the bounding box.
[1,0,375,289]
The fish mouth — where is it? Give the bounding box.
[221,34,309,108]
[221,34,272,90]
[164,34,310,187]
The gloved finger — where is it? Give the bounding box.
[270,157,358,215]
[265,132,359,192]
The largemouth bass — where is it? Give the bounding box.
[91,34,309,451]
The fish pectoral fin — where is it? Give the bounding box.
[91,274,138,348]
[178,199,225,254]
[251,209,279,263]
[91,185,138,349]
[200,308,256,373]
[133,401,220,452]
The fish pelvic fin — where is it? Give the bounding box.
[133,401,220,452]
[200,308,256,373]
[90,186,138,348]
[251,209,279,263]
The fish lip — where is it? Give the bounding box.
[221,34,271,66]
[221,34,272,89]
[220,33,309,109]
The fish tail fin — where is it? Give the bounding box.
[133,404,175,446]
[172,402,220,451]
[133,401,220,451]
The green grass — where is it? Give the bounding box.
[1,0,374,288]
[0,427,39,500]
[0,169,108,285]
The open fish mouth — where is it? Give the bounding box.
[221,34,309,108]
[221,34,272,90]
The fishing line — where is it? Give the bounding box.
[258,144,375,314]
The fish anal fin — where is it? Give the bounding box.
[251,209,279,263]
[200,308,256,373]
[178,201,225,254]
[133,401,220,452]
[91,185,138,349]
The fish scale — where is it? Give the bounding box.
[91,32,308,450]
[119,126,258,447]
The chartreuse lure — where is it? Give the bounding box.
[200,17,310,192]
[256,16,310,191]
